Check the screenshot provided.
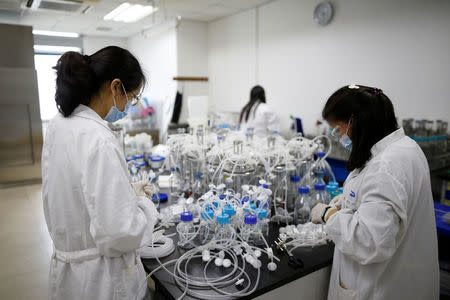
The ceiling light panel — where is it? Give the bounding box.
[103,2,158,23]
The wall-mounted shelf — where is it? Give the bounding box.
[173,76,208,82]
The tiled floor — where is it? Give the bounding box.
[0,184,51,300]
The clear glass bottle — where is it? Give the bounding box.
[295,186,311,225]
[176,212,196,249]
[197,208,215,245]
[240,214,258,245]
[214,213,235,245]
[255,208,269,246]
[288,175,301,212]
[192,172,206,199]
[169,167,181,196]
[223,205,236,227]
[310,183,327,207]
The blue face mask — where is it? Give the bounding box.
[339,119,353,151]
[104,84,130,123]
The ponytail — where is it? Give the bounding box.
[54,52,95,117]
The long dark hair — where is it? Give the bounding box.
[54,46,146,117]
[322,85,398,171]
[239,85,266,124]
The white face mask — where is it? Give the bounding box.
[104,83,130,123]
[339,119,352,151]
[330,119,352,151]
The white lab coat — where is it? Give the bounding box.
[325,128,439,300]
[241,102,280,138]
[42,105,157,300]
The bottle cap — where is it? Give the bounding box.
[326,185,335,193]
[148,155,165,162]
[224,205,235,216]
[244,214,257,225]
[314,183,326,191]
[152,193,168,203]
[329,181,339,187]
[180,211,193,222]
[256,208,267,219]
[217,213,230,224]
[290,175,301,182]
[298,186,310,194]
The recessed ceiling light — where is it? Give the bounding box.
[32,30,80,38]
[104,2,158,23]
[34,45,82,53]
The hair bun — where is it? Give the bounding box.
[83,54,91,64]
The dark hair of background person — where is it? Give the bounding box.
[53,46,146,117]
[322,85,398,171]
[239,85,266,124]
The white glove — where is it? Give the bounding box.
[311,203,338,224]
[329,194,343,210]
[131,180,153,197]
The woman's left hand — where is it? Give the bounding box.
[311,203,338,224]
[131,181,153,197]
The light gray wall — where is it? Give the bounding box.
[83,35,128,55]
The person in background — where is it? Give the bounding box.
[239,85,280,137]
[42,46,157,300]
[311,84,439,300]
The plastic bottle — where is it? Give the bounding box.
[326,184,335,203]
[311,183,327,207]
[240,214,258,244]
[176,212,196,249]
[214,213,235,245]
[288,175,301,212]
[223,205,236,226]
[169,167,181,196]
[192,172,206,199]
[255,208,269,246]
[329,182,340,200]
[312,152,335,184]
[197,208,215,245]
[260,184,272,218]
[294,186,311,224]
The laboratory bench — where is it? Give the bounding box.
[140,194,333,300]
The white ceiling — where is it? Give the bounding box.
[0,0,271,38]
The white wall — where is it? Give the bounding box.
[177,20,209,123]
[83,36,128,55]
[128,28,178,141]
[208,9,257,114]
[208,0,450,134]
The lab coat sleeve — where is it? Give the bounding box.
[325,165,408,265]
[264,106,280,132]
[83,140,156,257]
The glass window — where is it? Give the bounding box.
[35,53,60,121]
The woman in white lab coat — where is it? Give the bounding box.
[239,85,280,137]
[311,85,439,300]
[42,46,157,300]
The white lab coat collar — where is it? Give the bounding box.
[71,104,111,131]
[370,127,405,157]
